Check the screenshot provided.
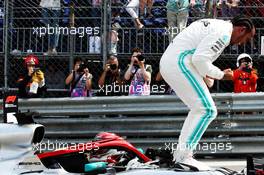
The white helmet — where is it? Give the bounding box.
[236,53,252,67]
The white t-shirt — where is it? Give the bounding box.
[164,19,233,80]
[40,0,61,9]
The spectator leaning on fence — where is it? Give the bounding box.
[166,0,189,41]
[233,53,258,93]
[40,0,61,55]
[124,47,152,96]
[125,0,145,29]
[65,58,93,97]
[17,55,47,98]
[98,55,123,96]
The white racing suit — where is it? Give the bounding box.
[160,19,233,162]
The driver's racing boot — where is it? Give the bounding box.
[173,150,211,171]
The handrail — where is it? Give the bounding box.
[1,93,264,115]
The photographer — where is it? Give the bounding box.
[233,53,258,93]
[98,55,123,96]
[17,55,47,98]
[65,58,93,97]
[124,47,152,96]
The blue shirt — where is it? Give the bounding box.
[166,0,189,13]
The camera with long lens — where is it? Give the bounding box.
[77,62,88,73]
[109,64,117,70]
[136,54,145,61]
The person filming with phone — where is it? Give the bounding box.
[233,53,258,93]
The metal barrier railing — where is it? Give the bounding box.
[1,93,261,115]
[1,93,264,155]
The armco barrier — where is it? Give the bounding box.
[0,93,264,155]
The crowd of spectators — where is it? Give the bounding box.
[1,0,263,56]
[16,51,260,98]
[117,0,264,28]
[17,49,155,98]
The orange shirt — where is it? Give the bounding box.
[233,68,258,93]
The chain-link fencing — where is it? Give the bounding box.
[111,0,264,93]
[1,0,264,98]
[1,0,104,97]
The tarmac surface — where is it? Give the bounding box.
[202,159,246,172]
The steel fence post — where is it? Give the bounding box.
[102,0,110,65]
[69,1,75,72]
[3,0,10,90]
